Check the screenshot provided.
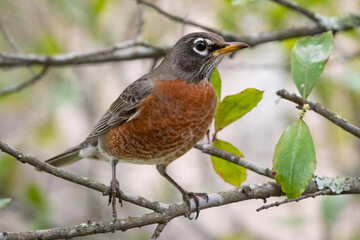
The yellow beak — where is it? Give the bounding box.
[211,42,250,56]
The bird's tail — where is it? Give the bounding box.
[46,144,82,167]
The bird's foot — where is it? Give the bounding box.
[108,177,122,220]
[182,191,209,220]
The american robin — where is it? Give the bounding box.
[46,32,249,219]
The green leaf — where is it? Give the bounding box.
[291,31,334,99]
[273,119,317,198]
[214,88,263,132]
[0,198,11,210]
[210,68,221,104]
[211,139,246,187]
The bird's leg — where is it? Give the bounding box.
[156,164,208,220]
[206,129,211,144]
[108,159,122,219]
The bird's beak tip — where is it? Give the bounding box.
[226,42,250,50]
[211,41,250,56]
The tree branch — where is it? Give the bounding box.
[151,223,168,239]
[1,13,359,68]
[194,143,274,179]
[276,89,360,138]
[1,142,360,239]
[0,66,49,98]
[256,188,332,212]
[0,41,170,68]
[268,0,319,23]
[2,178,360,240]
[136,0,226,37]
[0,141,167,213]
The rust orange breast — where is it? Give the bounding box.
[104,79,217,165]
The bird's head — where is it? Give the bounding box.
[157,32,249,83]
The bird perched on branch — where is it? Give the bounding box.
[46,32,249,219]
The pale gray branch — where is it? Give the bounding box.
[194,143,274,179]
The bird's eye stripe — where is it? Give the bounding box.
[194,37,205,44]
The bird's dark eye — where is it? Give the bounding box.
[195,41,207,51]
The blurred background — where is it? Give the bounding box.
[0,0,359,239]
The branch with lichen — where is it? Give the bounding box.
[1,175,359,239]
[1,141,360,239]
[276,89,360,138]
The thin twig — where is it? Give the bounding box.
[194,143,274,179]
[0,19,21,53]
[256,188,332,212]
[0,18,37,75]
[136,0,225,37]
[151,223,168,239]
[0,66,49,98]
[268,0,319,23]
[276,89,360,138]
[136,4,145,41]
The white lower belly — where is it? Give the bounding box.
[79,142,182,165]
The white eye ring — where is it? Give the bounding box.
[193,38,209,56]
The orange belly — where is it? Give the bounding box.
[104,79,217,165]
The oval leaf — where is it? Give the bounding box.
[210,68,222,104]
[273,119,317,198]
[211,139,247,187]
[214,88,263,132]
[0,198,11,210]
[291,31,334,99]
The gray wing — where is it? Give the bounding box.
[86,77,154,139]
